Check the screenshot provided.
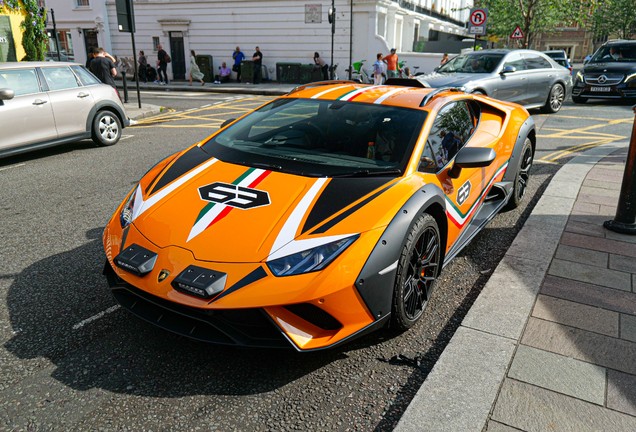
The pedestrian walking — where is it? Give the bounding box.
[138,50,148,84]
[252,46,263,84]
[90,47,118,89]
[382,48,398,79]
[214,62,231,84]
[86,47,95,69]
[156,44,170,85]
[373,53,384,85]
[189,50,205,86]
[232,46,245,82]
[313,52,329,80]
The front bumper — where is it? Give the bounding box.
[572,83,636,99]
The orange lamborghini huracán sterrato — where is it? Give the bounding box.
[103,81,535,351]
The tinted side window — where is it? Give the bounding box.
[502,53,526,71]
[41,67,80,91]
[0,69,41,96]
[523,53,552,70]
[71,65,100,86]
[420,101,473,173]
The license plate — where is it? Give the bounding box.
[591,86,611,92]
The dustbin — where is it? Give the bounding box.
[196,55,214,83]
[241,60,255,83]
[276,62,302,84]
[300,64,322,83]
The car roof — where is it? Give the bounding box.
[606,40,636,45]
[0,61,82,70]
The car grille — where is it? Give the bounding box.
[621,89,636,97]
[283,303,343,331]
[584,74,624,85]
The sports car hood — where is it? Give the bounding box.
[417,72,490,88]
[129,148,397,263]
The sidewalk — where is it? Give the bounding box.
[396,142,636,431]
[116,80,296,96]
[122,102,164,121]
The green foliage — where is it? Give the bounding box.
[591,0,636,39]
[475,0,590,49]
[2,0,48,61]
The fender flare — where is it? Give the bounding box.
[86,101,129,132]
[502,116,535,184]
[354,183,447,321]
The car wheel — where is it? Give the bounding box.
[391,213,441,330]
[92,110,122,147]
[505,137,533,210]
[472,90,485,95]
[542,83,565,113]
[572,95,587,104]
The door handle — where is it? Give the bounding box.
[78,93,90,98]
[32,99,48,105]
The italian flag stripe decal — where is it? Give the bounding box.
[187,168,270,242]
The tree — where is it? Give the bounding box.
[2,0,48,61]
[591,0,636,39]
[475,0,589,49]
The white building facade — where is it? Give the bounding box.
[100,0,471,81]
[42,0,113,66]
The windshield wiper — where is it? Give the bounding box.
[331,168,402,178]
[233,161,283,171]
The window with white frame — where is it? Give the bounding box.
[75,0,90,7]
[153,37,160,51]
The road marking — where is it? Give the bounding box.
[120,134,135,140]
[534,159,559,165]
[72,305,121,330]
[0,163,26,171]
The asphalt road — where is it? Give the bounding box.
[0,90,632,431]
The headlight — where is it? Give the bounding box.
[625,73,636,83]
[267,235,359,276]
[576,71,584,82]
[120,185,139,229]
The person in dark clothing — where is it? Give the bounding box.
[252,46,263,84]
[146,64,157,82]
[232,46,245,82]
[90,47,117,88]
[157,44,169,85]
[440,131,463,162]
[138,50,148,84]
[86,47,95,69]
[313,52,329,80]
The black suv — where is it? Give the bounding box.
[572,40,636,103]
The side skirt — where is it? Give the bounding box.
[0,132,92,159]
[443,181,512,267]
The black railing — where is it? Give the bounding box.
[393,0,467,28]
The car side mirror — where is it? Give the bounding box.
[220,118,236,128]
[500,66,515,75]
[448,147,496,179]
[0,88,15,104]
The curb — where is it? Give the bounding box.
[395,141,631,432]
[123,103,164,121]
[116,82,293,96]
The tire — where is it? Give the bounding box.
[391,213,441,330]
[472,90,485,95]
[541,83,565,113]
[504,137,533,210]
[572,95,587,104]
[92,110,122,147]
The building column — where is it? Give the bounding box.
[402,15,415,53]
[386,3,398,48]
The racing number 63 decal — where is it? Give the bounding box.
[456,180,471,206]
[199,182,270,209]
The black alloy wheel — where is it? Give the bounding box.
[505,137,533,210]
[392,214,441,330]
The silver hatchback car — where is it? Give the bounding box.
[0,62,129,158]
[417,49,573,113]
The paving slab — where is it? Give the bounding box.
[461,255,550,340]
[620,314,636,343]
[564,219,608,237]
[579,186,621,198]
[532,294,618,337]
[607,369,636,416]
[569,212,613,226]
[506,214,570,263]
[605,230,636,244]
[394,327,516,432]
[610,254,636,273]
[577,193,622,207]
[582,179,623,191]
[554,244,608,268]
[486,421,523,432]
[543,180,581,199]
[561,232,636,259]
[521,317,636,375]
[572,201,600,214]
[507,345,606,404]
[491,378,636,432]
[548,259,631,291]
[541,275,636,315]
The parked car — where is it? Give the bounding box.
[418,49,572,113]
[583,54,593,64]
[103,81,535,351]
[553,57,573,75]
[543,49,570,63]
[572,40,636,103]
[0,62,129,159]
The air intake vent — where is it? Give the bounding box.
[284,303,342,331]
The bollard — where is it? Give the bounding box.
[122,71,129,104]
[604,104,636,235]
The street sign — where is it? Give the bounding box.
[468,8,487,36]
[511,26,524,39]
[305,4,322,23]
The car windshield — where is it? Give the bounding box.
[590,44,636,63]
[201,98,427,177]
[437,53,504,74]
